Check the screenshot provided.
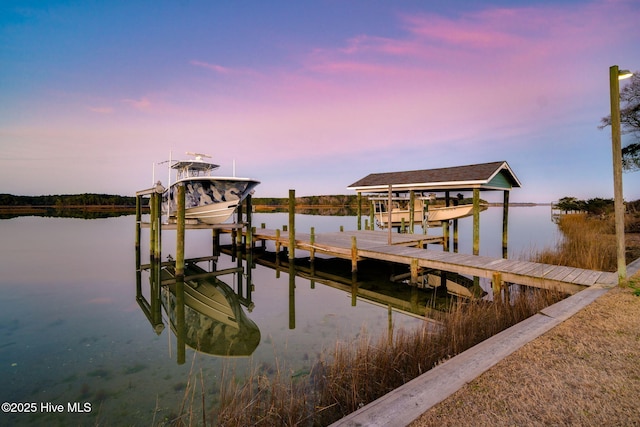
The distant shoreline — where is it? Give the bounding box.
[0,202,550,213]
[0,205,143,213]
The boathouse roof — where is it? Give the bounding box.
[347,160,521,193]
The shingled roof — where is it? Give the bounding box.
[347,161,521,193]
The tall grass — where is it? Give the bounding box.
[535,214,616,271]
[207,289,563,426]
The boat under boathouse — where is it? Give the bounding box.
[347,160,522,258]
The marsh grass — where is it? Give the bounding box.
[535,214,617,271]
[207,288,563,426]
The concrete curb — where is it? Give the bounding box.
[330,286,612,427]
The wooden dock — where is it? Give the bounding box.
[239,228,617,294]
[250,228,443,259]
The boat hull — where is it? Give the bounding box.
[376,203,488,228]
[162,177,259,224]
[427,204,488,223]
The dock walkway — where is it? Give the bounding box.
[244,228,617,293]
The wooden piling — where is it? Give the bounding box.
[492,271,503,302]
[246,194,253,250]
[472,188,480,256]
[135,195,142,296]
[410,258,419,284]
[409,190,415,234]
[357,193,362,230]
[369,200,375,230]
[351,236,358,274]
[149,192,156,262]
[387,184,393,244]
[453,219,459,252]
[351,236,358,305]
[289,189,295,260]
[443,192,450,251]
[502,190,509,259]
[175,184,186,365]
[289,263,296,329]
[155,190,162,263]
[212,229,219,270]
[176,184,185,279]
[236,194,243,247]
[310,227,316,275]
[175,275,186,365]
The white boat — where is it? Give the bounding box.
[426,204,488,224]
[372,197,487,229]
[162,152,259,224]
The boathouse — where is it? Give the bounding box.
[347,161,522,257]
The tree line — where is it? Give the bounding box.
[553,196,640,215]
[0,193,140,207]
[553,197,614,215]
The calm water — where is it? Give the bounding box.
[0,206,558,426]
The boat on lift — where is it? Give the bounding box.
[371,196,487,229]
[161,152,260,224]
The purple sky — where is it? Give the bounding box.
[1,0,639,202]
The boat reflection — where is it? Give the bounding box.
[136,252,260,362]
[161,264,260,357]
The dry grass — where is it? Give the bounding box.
[410,214,640,427]
[535,214,617,271]
[410,283,640,427]
[207,289,563,426]
[535,213,640,271]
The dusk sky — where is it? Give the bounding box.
[2,0,639,203]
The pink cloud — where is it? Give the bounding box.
[402,12,524,49]
[190,60,232,74]
[122,97,151,111]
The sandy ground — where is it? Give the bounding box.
[410,281,640,426]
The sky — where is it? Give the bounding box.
[1,0,639,203]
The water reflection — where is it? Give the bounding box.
[137,250,260,360]
[229,243,484,323]
[0,207,137,220]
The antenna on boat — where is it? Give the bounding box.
[168,150,172,189]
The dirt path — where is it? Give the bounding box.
[410,283,640,426]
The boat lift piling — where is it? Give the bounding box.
[135,182,165,332]
[175,184,186,365]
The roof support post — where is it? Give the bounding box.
[357,193,362,230]
[409,190,415,234]
[388,184,393,245]
[472,188,480,256]
[502,190,509,259]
